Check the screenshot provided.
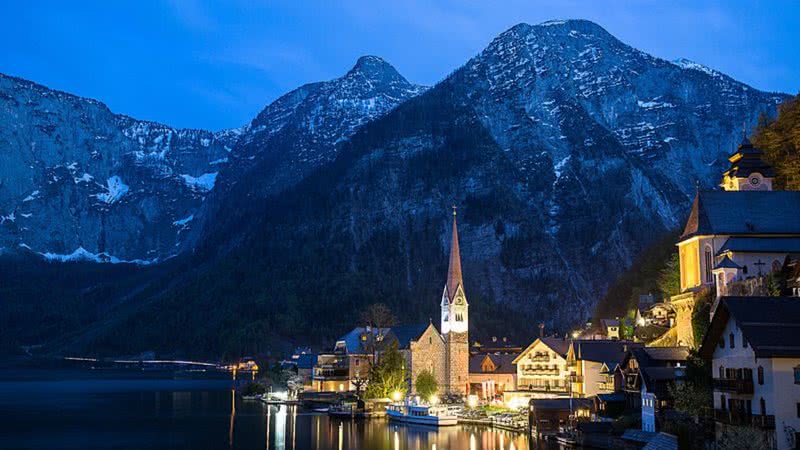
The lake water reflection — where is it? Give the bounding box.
[0,369,541,450]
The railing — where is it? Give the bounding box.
[713,378,754,395]
[518,384,569,393]
[713,409,775,429]
[521,367,560,375]
[313,367,349,379]
[529,355,551,362]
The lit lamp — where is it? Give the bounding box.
[392,391,403,402]
[429,395,439,405]
[467,394,479,408]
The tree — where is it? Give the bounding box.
[415,370,438,400]
[361,303,397,331]
[692,288,713,344]
[716,425,771,450]
[364,341,408,399]
[668,382,711,418]
[657,253,681,299]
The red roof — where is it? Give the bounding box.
[446,209,463,302]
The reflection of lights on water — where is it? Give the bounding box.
[432,445,437,450]
[338,422,343,450]
[394,431,399,450]
[275,406,287,450]
[509,442,516,450]
[265,406,271,450]
[229,389,236,449]
[470,433,477,450]
[500,433,504,450]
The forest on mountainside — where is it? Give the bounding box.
[594,94,800,322]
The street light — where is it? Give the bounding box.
[391,391,403,402]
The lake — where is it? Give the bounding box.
[0,369,542,450]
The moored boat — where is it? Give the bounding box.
[386,401,458,426]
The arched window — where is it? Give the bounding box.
[760,398,766,416]
[758,366,764,385]
[729,333,735,348]
[719,366,725,379]
[704,246,713,282]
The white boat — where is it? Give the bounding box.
[386,401,458,426]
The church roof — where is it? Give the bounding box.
[699,296,800,359]
[391,324,431,349]
[713,255,741,270]
[680,190,800,240]
[445,208,463,302]
[723,137,776,179]
[717,237,800,255]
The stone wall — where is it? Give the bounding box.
[446,331,469,395]
[409,325,447,394]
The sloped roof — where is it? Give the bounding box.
[713,255,741,270]
[336,327,393,354]
[573,340,642,367]
[700,296,800,358]
[642,432,678,450]
[680,191,800,240]
[717,237,800,254]
[641,347,690,362]
[601,319,620,327]
[391,324,430,349]
[469,353,518,374]
[445,210,463,302]
[541,337,570,357]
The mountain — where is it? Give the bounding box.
[0,20,790,358]
[186,56,426,248]
[186,19,786,335]
[0,73,242,262]
[0,56,423,262]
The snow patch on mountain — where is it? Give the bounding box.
[95,176,130,204]
[180,173,217,192]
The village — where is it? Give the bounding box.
[261,136,800,450]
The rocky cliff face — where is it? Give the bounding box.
[0,73,241,262]
[192,20,787,332]
[0,20,790,356]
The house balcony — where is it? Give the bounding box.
[517,384,569,394]
[713,409,775,429]
[529,355,551,362]
[313,366,350,380]
[521,367,561,376]
[713,378,754,395]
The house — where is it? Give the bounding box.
[504,337,571,406]
[619,347,689,415]
[567,340,642,398]
[699,296,800,450]
[312,326,392,392]
[468,352,517,401]
[529,398,594,438]
[281,347,318,389]
[600,319,621,340]
[639,365,686,432]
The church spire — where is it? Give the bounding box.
[446,206,463,301]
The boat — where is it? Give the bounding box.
[554,430,577,446]
[328,398,384,419]
[386,400,458,426]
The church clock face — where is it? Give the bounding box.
[750,176,760,186]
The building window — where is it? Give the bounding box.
[719,337,725,349]
[794,367,800,384]
[719,366,725,379]
[743,265,748,274]
[797,403,800,418]
[729,333,735,349]
[704,247,713,282]
[760,398,766,416]
[720,395,726,410]
[758,366,764,385]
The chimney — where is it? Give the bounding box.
[539,323,545,338]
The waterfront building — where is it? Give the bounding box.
[312,326,391,392]
[699,296,800,450]
[617,347,689,432]
[511,337,571,395]
[468,353,517,401]
[567,340,642,398]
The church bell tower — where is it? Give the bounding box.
[720,136,775,191]
[441,207,469,395]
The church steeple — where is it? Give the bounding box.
[446,206,463,302]
[721,135,775,191]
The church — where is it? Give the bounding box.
[667,137,800,347]
[408,207,471,395]
[311,208,471,396]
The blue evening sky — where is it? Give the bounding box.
[2,1,798,131]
